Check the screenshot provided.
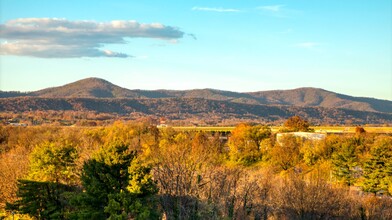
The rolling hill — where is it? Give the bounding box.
[1,77,390,114]
[248,88,392,113]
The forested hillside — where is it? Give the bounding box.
[1,97,391,125]
[1,77,391,113]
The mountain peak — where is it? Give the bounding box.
[32,77,138,98]
[75,77,111,84]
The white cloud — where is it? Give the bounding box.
[0,18,185,58]
[192,7,240,13]
[1,41,130,58]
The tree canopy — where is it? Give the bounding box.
[2,122,392,219]
[282,116,312,132]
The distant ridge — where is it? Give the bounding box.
[248,88,392,113]
[1,77,391,114]
[0,97,391,125]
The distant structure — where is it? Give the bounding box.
[6,119,28,127]
[276,132,326,144]
[157,117,169,128]
[9,123,28,127]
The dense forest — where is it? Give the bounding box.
[0,118,392,219]
[1,97,392,126]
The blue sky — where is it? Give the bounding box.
[0,0,391,100]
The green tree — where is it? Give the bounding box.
[71,142,159,219]
[361,136,392,195]
[332,141,359,186]
[6,180,75,220]
[105,160,159,220]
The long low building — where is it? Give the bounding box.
[276,132,326,144]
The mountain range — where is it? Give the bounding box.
[1,77,391,125]
[1,77,391,113]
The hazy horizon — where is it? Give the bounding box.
[0,0,391,100]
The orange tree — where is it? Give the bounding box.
[282,116,312,132]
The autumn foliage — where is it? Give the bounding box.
[0,121,392,219]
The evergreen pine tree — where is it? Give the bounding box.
[332,141,359,186]
[6,141,78,219]
[361,136,392,195]
[70,142,159,219]
[6,180,75,220]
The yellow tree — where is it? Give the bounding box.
[228,123,271,164]
[28,141,78,184]
[269,135,302,171]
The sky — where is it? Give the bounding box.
[0,0,391,100]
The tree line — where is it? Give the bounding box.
[2,95,392,126]
[0,118,391,219]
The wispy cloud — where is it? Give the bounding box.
[294,42,320,49]
[257,5,285,12]
[257,5,301,18]
[0,18,185,58]
[192,7,240,13]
